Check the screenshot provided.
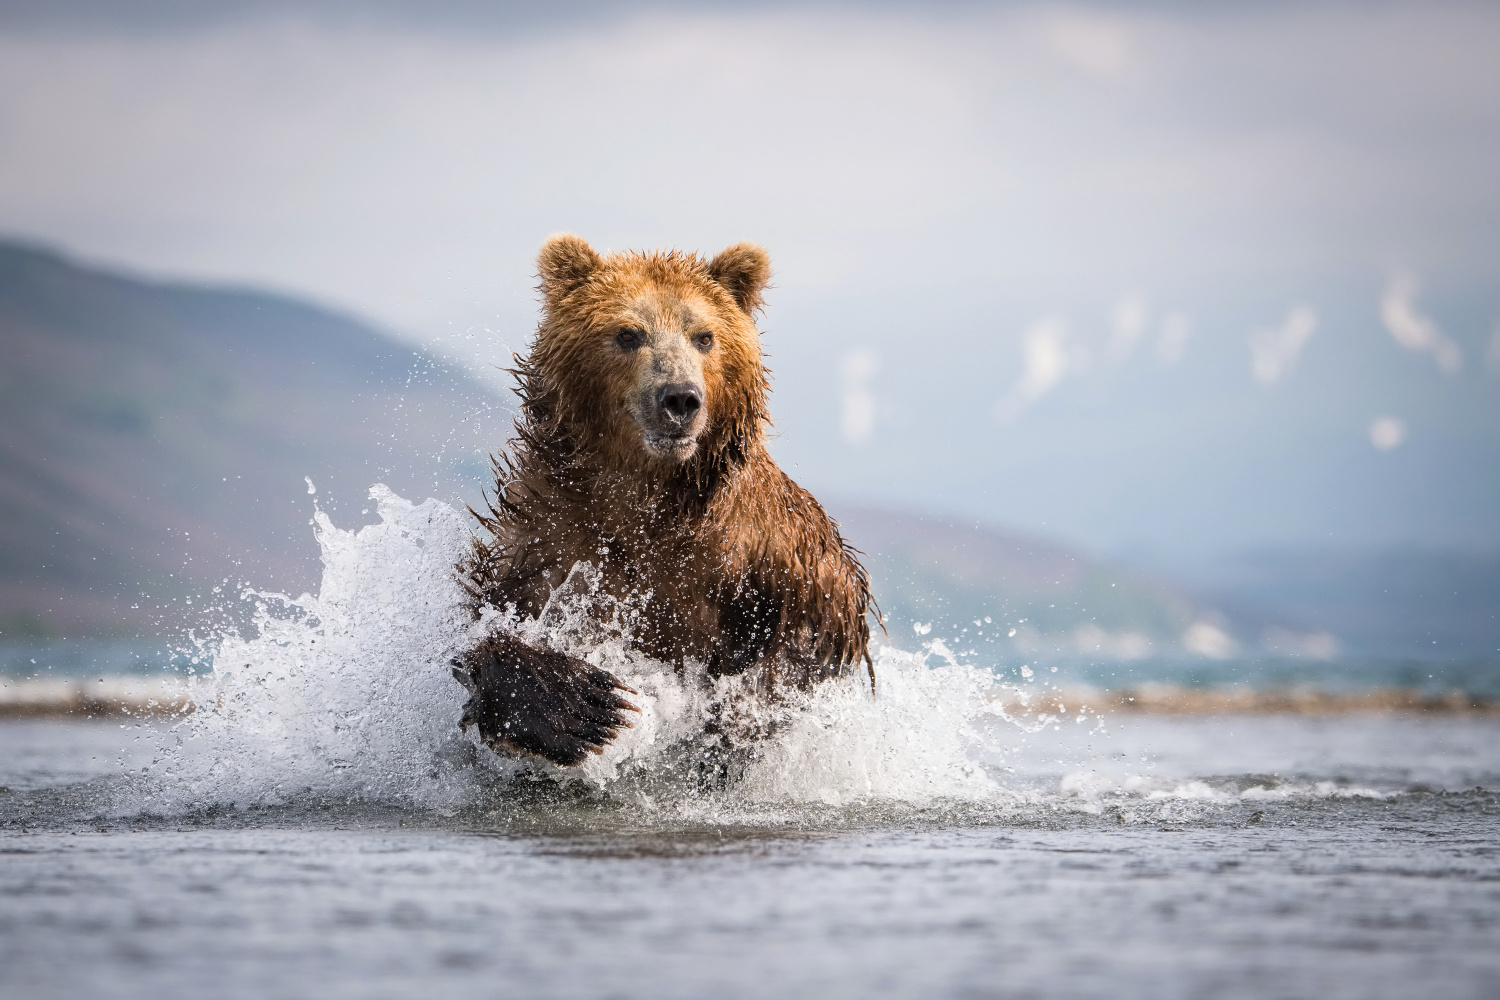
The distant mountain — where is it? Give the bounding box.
[831,504,1228,662]
[0,240,511,637]
[836,505,1500,664]
[1167,547,1500,660]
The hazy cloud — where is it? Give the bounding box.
[1071,623,1151,660]
[1,3,1498,346]
[1369,416,1407,451]
[1182,620,1236,659]
[1108,293,1148,361]
[995,318,1080,423]
[1261,627,1339,660]
[1156,312,1192,365]
[1044,9,1138,84]
[840,349,879,446]
[1381,273,1462,373]
[1249,305,1317,385]
[1487,324,1500,372]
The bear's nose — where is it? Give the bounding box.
[657,383,703,425]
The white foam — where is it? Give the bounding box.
[145,486,486,812]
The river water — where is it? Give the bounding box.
[3,713,1498,1000]
[3,488,1497,998]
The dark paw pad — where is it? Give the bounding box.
[453,634,638,767]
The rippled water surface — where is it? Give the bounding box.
[3,714,1499,1000]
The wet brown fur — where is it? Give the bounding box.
[457,236,875,762]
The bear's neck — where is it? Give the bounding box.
[580,437,752,522]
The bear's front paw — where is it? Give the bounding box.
[452,633,639,767]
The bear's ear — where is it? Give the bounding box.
[707,242,771,315]
[537,233,601,302]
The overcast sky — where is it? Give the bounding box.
[2,0,1497,559]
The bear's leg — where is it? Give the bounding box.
[452,632,638,767]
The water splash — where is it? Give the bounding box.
[143,485,484,812]
[116,485,1429,830]
[126,485,1059,819]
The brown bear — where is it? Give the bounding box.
[452,235,876,767]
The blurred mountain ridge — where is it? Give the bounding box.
[1161,545,1500,661]
[832,503,1202,658]
[0,239,509,636]
[839,498,1500,662]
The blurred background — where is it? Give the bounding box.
[2,0,1497,693]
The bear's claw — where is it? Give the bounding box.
[452,634,639,767]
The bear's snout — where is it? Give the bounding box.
[638,371,707,462]
[656,382,702,427]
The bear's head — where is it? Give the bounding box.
[527,234,772,473]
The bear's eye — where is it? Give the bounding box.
[693,331,714,351]
[615,328,643,350]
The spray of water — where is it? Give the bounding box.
[115,485,1404,828]
[117,486,1041,817]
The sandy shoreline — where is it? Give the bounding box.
[0,676,194,718]
[3,675,1497,719]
